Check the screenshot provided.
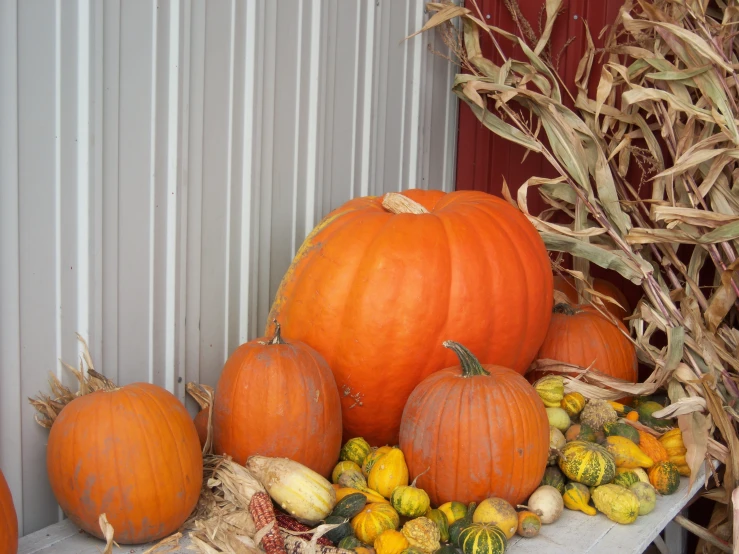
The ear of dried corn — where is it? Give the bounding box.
[411,0,739,509]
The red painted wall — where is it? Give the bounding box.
[454,0,644,307]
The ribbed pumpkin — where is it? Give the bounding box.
[0,470,17,554]
[558,441,616,486]
[213,323,342,478]
[649,461,681,495]
[352,504,401,545]
[529,304,637,385]
[553,275,631,320]
[46,383,202,544]
[458,523,507,554]
[266,189,553,445]
[399,341,550,507]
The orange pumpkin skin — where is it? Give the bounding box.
[399,342,550,507]
[213,326,342,478]
[530,304,637,384]
[267,189,553,446]
[46,383,202,545]
[553,276,631,320]
[0,470,18,554]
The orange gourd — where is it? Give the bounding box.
[47,383,202,545]
[529,304,637,384]
[213,323,342,478]
[266,189,553,445]
[399,341,550,507]
[553,275,631,320]
[638,430,669,463]
[0,470,17,554]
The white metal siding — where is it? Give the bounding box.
[0,0,457,536]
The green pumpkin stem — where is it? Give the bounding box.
[553,303,577,316]
[442,341,490,377]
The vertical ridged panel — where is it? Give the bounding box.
[0,0,23,535]
[0,1,458,535]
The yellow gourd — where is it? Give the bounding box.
[591,484,640,524]
[562,482,596,516]
[374,530,409,554]
[472,497,518,539]
[333,461,363,484]
[368,448,409,499]
[336,486,388,504]
[363,446,394,476]
[604,436,654,469]
[659,429,690,476]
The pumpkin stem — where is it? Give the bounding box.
[381,192,429,214]
[409,467,431,488]
[268,320,285,345]
[553,303,578,316]
[442,341,490,377]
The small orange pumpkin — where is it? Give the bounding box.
[213,323,343,478]
[400,341,549,507]
[529,304,638,385]
[0,470,17,554]
[47,383,203,544]
[517,510,541,538]
[553,275,631,320]
[649,461,681,495]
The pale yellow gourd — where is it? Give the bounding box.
[591,484,640,524]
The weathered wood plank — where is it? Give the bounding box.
[18,463,713,554]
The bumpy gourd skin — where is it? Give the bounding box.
[402,517,441,554]
[558,441,616,486]
[592,484,640,524]
[267,189,553,446]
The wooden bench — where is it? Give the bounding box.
[18,463,712,554]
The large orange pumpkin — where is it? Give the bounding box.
[399,341,550,507]
[213,323,342,478]
[0,469,17,554]
[529,304,638,383]
[553,275,631,320]
[47,383,202,544]
[266,189,553,445]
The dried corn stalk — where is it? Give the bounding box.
[28,333,117,429]
[412,0,739,508]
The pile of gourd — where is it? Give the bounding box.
[532,374,689,526]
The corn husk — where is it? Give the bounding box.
[411,0,739,525]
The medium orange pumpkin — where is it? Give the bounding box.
[267,189,553,445]
[0,469,17,553]
[553,275,631,320]
[399,341,550,507]
[529,304,637,384]
[47,383,202,545]
[213,323,342,478]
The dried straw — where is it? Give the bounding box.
[411,0,739,521]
